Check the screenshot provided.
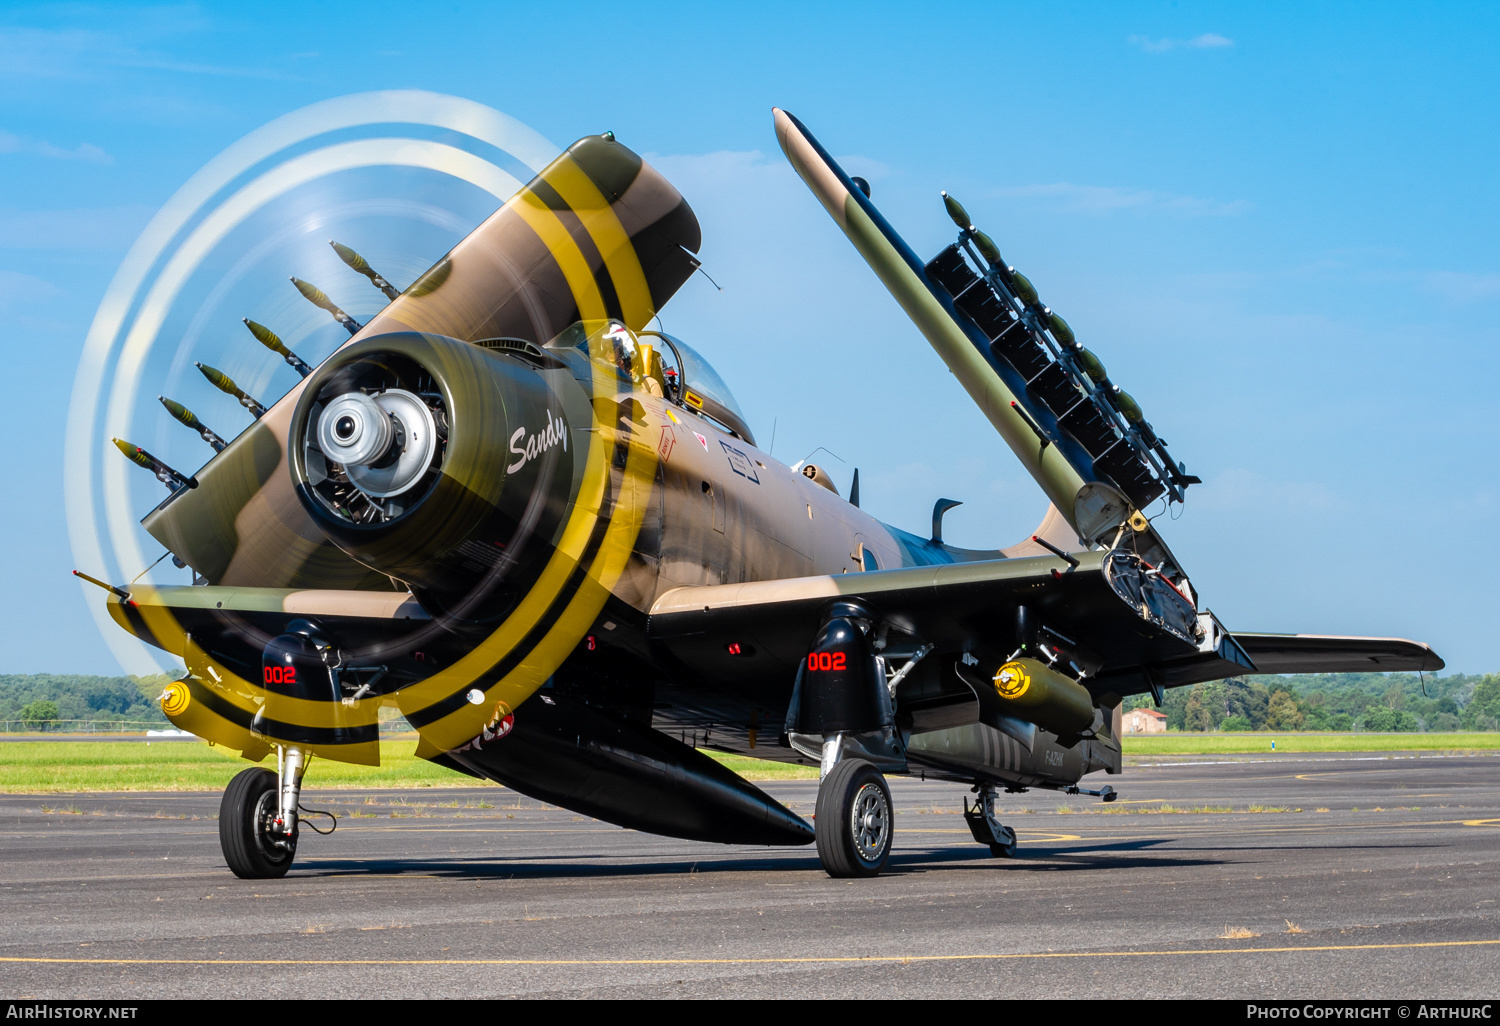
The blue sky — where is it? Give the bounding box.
[2,1,1497,674]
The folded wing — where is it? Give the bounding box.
[1234,633,1443,673]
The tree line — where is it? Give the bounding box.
[5,669,1499,734]
[0,673,179,730]
[1122,672,1500,732]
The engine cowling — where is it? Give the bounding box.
[287,332,579,620]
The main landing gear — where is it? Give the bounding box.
[815,754,894,878]
[963,784,1018,858]
[219,745,309,879]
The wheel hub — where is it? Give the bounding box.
[253,789,294,861]
[850,782,890,862]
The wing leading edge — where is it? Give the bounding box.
[648,552,1256,701]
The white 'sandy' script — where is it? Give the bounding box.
[507,411,568,473]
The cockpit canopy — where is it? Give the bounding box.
[546,320,755,446]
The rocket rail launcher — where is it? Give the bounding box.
[923,237,1197,511]
[773,107,1200,575]
[291,277,362,335]
[243,319,312,377]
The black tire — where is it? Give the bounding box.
[989,824,1018,859]
[219,767,296,879]
[814,758,893,878]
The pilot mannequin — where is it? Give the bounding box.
[605,323,665,397]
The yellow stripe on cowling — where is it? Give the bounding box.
[390,429,609,722]
[417,333,661,751]
[390,184,618,732]
[414,154,662,752]
[402,158,629,748]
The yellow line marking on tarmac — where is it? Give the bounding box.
[1462,819,1500,827]
[4,939,1499,968]
[907,830,1081,841]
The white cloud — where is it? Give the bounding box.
[992,182,1249,217]
[1417,271,1500,303]
[833,154,891,183]
[0,130,111,164]
[0,269,62,310]
[0,27,103,80]
[0,25,293,83]
[1129,33,1235,53]
[0,205,155,250]
[1192,468,1344,515]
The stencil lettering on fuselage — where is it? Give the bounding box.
[720,441,760,484]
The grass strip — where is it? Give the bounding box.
[0,740,815,792]
[8,732,1490,794]
[1123,732,1499,756]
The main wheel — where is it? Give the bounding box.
[814,758,893,878]
[219,767,296,879]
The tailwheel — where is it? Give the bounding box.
[219,767,297,879]
[815,758,893,878]
[987,824,1018,859]
[964,784,1018,858]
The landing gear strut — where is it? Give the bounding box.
[815,756,893,878]
[218,745,307,879]
[964,784,1018,858]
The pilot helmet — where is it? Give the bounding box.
[603,321,637,375]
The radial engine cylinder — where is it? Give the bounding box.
[287,332,578,620]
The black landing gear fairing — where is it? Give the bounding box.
[781,604,905,877]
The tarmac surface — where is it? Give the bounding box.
[1,750,1497,999]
